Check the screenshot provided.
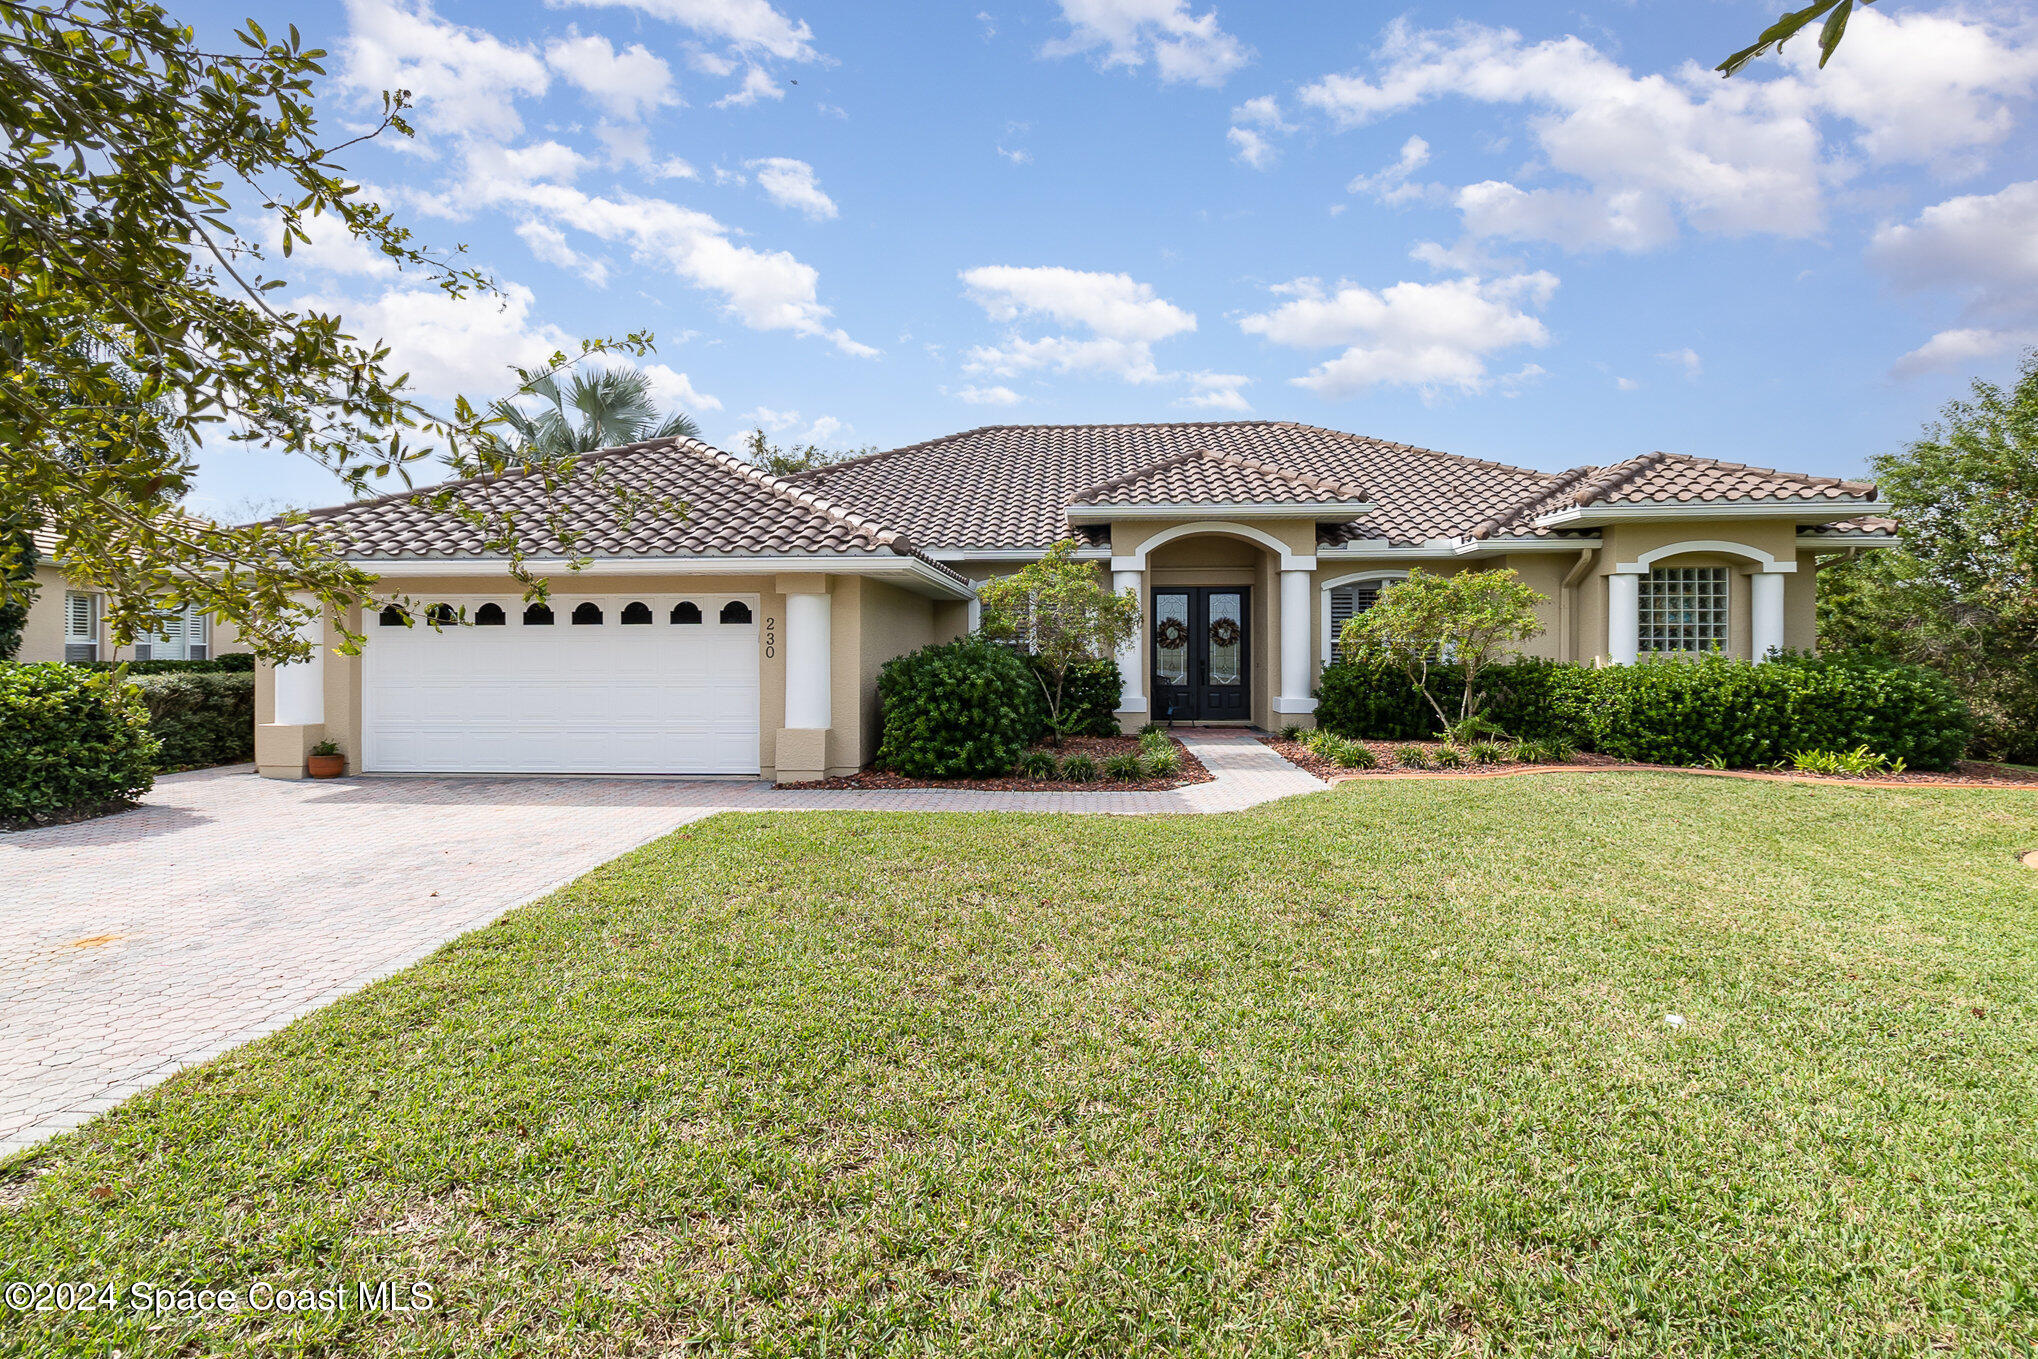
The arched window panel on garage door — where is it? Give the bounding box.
[719,601,753,625]
[621,601,653,625]
[474,603,506,626]
[571,602,603,625]
[671,601,702,625]
[523,603,554,625]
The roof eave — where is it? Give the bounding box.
[341,551,974,599]
[1535,499,1892,528]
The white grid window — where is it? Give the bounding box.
[1638,567,1728,654]
[1326,579,1396,661]
[64,592,98,663]
[139,604,210,661]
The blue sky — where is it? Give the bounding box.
[181,0,2038,516]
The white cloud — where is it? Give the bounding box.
[1293,11,2038,254]
[1615,376,1640,392]
[1232,94,1289,129]
[957,384,1022,405]
[634,361,722,414]
[1238,271,1558,398]
[252,217,403,279]
[551,0,818,62]
[340,0,549,142]
[1045,0,1250,86]
[544,31,678,121]
[1656,347,1703,381]
[960,265,1196,385]
[746,157,838,221]
[1872,179,2038,374]
[716,65,785,107]
[741,405,801,432]
[803,415,849,444]
[515,220,611,286]
[1180,371,1252,412]
[997,144,1033,165]
[500,183,874,354]
[301,281,575,401]
[1346,134,1432,204]
[1227,126,1277,171]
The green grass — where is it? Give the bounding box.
[6,775,2038,1356]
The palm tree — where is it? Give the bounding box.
[491,368,702,456]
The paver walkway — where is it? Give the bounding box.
[0,731,1319,1155]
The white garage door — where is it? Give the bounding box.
[362,593,761,774]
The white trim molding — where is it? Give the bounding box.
[1613,540,1797,574]
[1537,500,1891,529]
[1318,569,1409,665]
[927,546,1110,563]
[1109,520,1315,572]
[1068,500,1372,523]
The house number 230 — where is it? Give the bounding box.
[764,616,777,659]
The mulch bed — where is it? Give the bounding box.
[1261,735,2038,788]
[780,735,1212,792]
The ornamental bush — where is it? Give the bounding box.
[1316,656,1582,741]
[0,663,158,821]
[128,672,256,770]
[1572,653,1971,770]
[80,651,254,675]
[876,637,1043,778]
[1032,655,1122,738]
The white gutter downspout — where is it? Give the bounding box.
[1559,546,1598,664]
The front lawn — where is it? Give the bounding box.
[5,776,2037,1355]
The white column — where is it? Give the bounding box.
[1274,567,1316,714]
[1750,571,1785,662]
[1112,568,1145,713]
[1607,573,1639,666]
[783,590,832,730]
[273,596,325,726]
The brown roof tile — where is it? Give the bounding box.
[1068,448,1370,509]
[288,436,962,582]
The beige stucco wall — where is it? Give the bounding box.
[13,566,243,664]
[253,570,941,780]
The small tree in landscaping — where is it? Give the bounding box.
[1342,568,1547,738]
[977,539,1141,742]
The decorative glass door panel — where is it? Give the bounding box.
[1151,587,1250,722]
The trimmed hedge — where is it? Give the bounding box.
[80,652,254,675]
[0,663,158,820]
[1034,656,1124,738]
[1316,652,1972,770]
[876,638,1044,777]
[129,672,257,770]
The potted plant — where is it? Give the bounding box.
[306,739,346,779]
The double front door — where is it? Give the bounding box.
[1151,587,1250,722]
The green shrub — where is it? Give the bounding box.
[1139,726,1171,754]
[1433,744,1466,768]
[1576,654,1970,771]
[1030,656,1123,738]
[1014,749,1060,779]
[1393,745,1430,769]
[1467,740,1505,765]
[1059,753,1098,782]
[80,652,254,675]
[0,663,158,820]
[877,638,1044,778]
[1102,751,1144,780]
[1144,747,1181,776]
[1278,723,1303,742]
[1318,735,1377,769]
[128,672,255,770]
[1512,737,1573,765]
[1316,656,1581,741]
[1138,722,1166,737]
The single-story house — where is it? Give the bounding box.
[252,422,1896,780]
[14,524,240,665]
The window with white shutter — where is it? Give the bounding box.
[139,604,210,661]
[64,592,99,663]
[1324,576,1403,662]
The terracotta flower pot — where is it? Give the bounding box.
[306,754,346,779]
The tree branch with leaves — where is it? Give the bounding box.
[976,540,1140,743]
[1342,568,1547,740]
[0,0,656,660]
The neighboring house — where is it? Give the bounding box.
[13,524,239,665]
[252,422,1895,781]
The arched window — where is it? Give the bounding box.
[719,601,753,625]
[620,601,653,625]
[378,605,410,627]
[571,602,604,625]
[426,603,458,627]
[474,602,506,626]
[670,601,702,625]
[523,603,555,626]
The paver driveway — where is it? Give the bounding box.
[0,733,1319,1155]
